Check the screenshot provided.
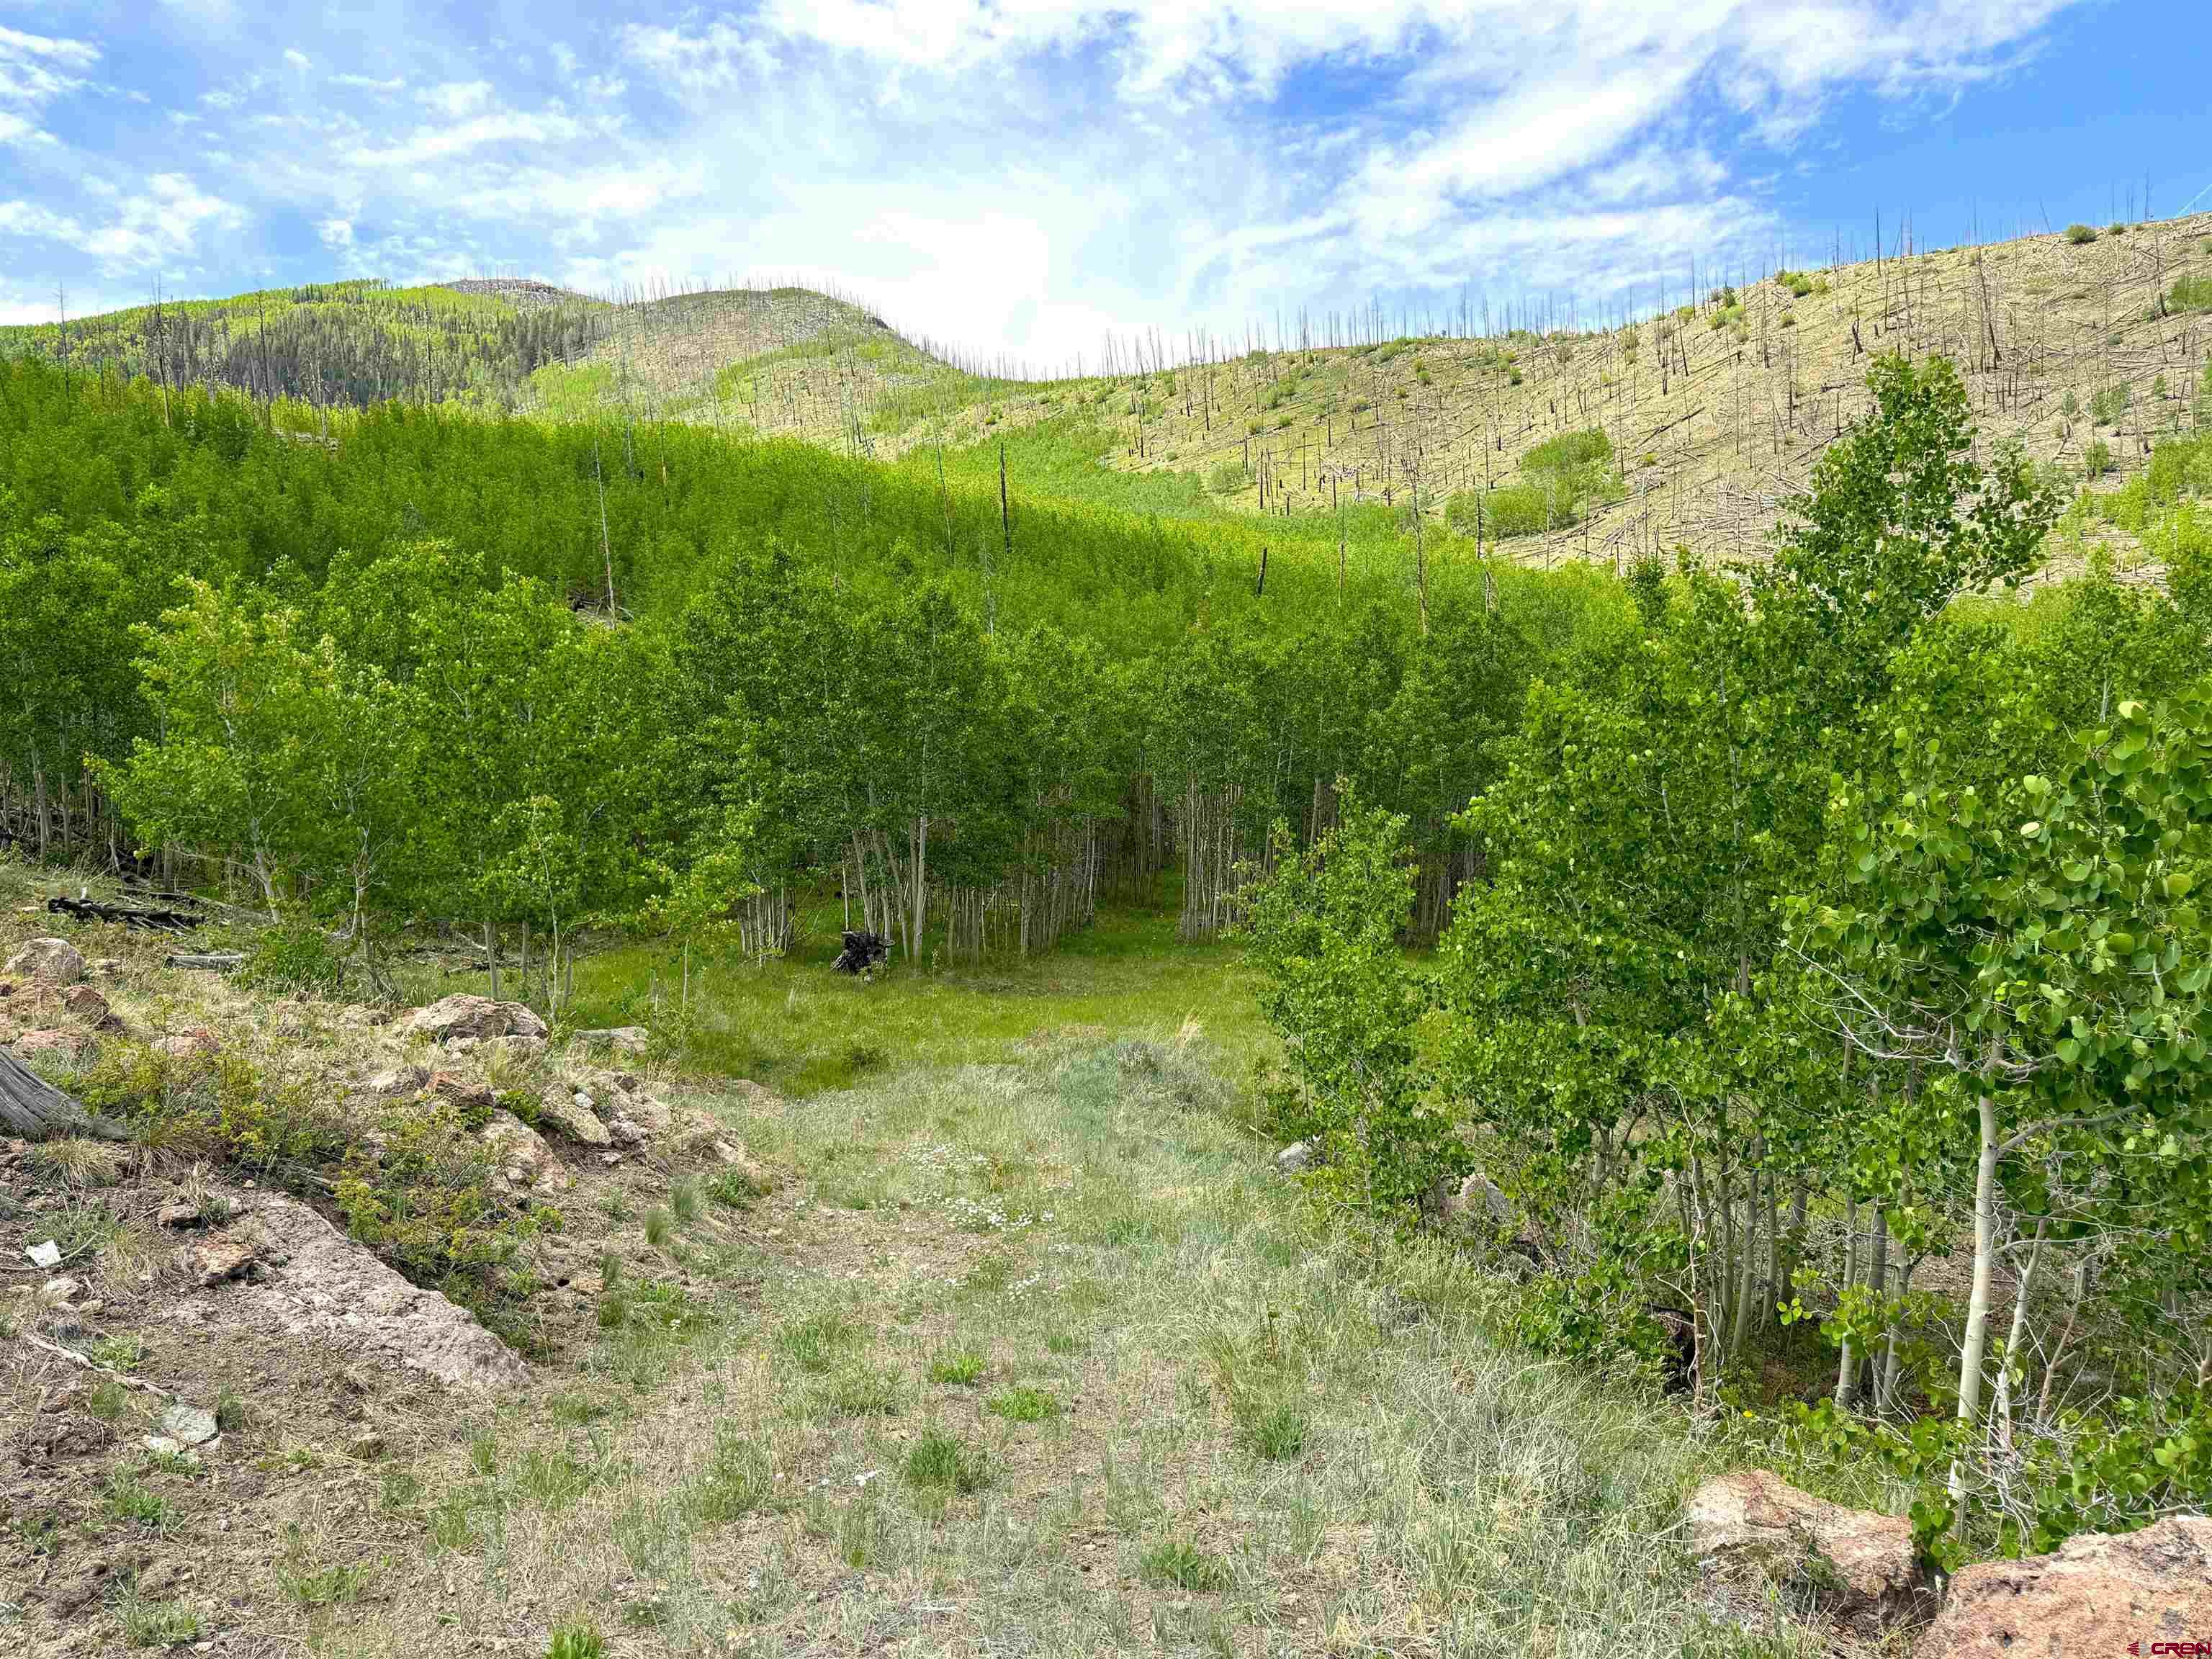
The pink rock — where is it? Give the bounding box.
[1686,1469,1928,1635]
[1917,1514,2212,1658]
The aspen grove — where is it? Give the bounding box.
[6,344,2212,1567]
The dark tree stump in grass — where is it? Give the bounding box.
[833,930,889,976]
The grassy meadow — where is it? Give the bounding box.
[459,898,1277,1100]
[325,1016,1827,1658]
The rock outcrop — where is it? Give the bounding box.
[60,985,120,1029]
[1686,1469,1928,1635]
[1917,1514,2212,1658]
[152,1028,220,1061]
[537,1085,611,1148]
[575,1025,649,1056]
[480,1107,573,1198]
[403,994,547,1045]
[12,1029,82,1061]
[215,1190,529,1393]
[361,1064,431,1100]
[1436,1169,1513,1230]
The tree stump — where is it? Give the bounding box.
[0,1048,125,1142]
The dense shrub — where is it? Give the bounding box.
[2167,271,2212,313]
[71,1040,348,1175]
[334,1102,554,1344]
[238,920,349,997]
[1241,356,2212,1571]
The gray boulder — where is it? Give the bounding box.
[4,938,84,986]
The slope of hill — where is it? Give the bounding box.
[859,213,2212,572]
[9,214,2209,570]
[0,279,609,411]
[500,213,2212,572]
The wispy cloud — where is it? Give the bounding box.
[0,1,2095,360]
[0,173,244,271]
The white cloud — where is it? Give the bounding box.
[13,0,2081,365]
[0,174,245,271]
[0,23,98,111]
[417,80,492,117]
[0,199,78,240]
[358,107,588,168]
[0,107,53,146]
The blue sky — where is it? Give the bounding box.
[1,1,2203,366]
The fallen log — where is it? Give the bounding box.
[0,1048,127,1142]
[164,952,244,972]
[48,893,204,932]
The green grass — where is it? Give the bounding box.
[680,1427,774,1524]
[89,1332,146,1372]
[102,1470,174,1534]
[515,1445,603,1514]
[117,1589,200,1648]
[777,1308,866,1375]
[1141,1535,1232,1592]
[545,1625,606,1659]
[986,1385,1061,1424]
[811,1360,906,1419]
[276,1558,372,1607]
[328,999,1833,1654]
[927,1344,989,1385]
[669,1179,701,1225]
[904,1428,991,1495]
[564,900,1268,1098]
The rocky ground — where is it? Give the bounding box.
[0,892,776,1656]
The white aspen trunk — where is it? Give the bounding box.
[912,814,928,969]
[850,832,871,944]
[1761,1168,1781,1334]
[1878,1257,1915,1417]
[1994,1219,2047,1452]
[1950,1080,2002,1539]
[1728,1163,1762,1357]
[1862,1205,1889,1403]
[2038,1259,2090,1422]
[1836,1195,1861,1410]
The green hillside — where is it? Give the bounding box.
[6,253,2212,1658]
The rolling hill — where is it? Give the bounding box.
[7,211,2209,571]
